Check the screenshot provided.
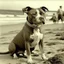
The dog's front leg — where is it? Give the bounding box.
[39,39,48,60]
[25,42,33,63]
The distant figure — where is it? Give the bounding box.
[57,6,64,22]
[50,13,57,23]
[63,11,64,20]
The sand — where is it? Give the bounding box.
[0,23,64,64]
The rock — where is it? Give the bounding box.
[60,36,64,40]
[55,33,61,36]
[43,53,64,64]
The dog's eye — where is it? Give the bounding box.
[40,12,43,15]
[35,12,37,15]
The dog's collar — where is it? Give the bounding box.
[26,21,37,28]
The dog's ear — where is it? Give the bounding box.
[22,6,32,14]
[40,6,49,12]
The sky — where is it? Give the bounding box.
[0,0,64,11]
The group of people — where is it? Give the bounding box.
[50,6,64,23]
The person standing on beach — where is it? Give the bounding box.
[57,6,64,22]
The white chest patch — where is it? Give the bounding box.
[30,28,43,48]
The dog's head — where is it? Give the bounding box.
[22,6,48,27]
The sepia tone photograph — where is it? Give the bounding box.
[0,0,64,64]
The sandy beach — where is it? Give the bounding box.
[0,22,64,64]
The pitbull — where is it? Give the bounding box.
[0,6,48,63]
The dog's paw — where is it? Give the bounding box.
[27,61,35,64]
[27,55,34,64]
[13,54,18,59]
[27,59,34,64]
[41,53,48,60]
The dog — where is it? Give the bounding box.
[0,6,48,63]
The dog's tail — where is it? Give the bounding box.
[0,51,10,54]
